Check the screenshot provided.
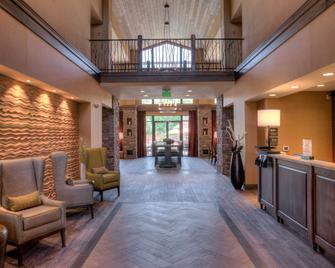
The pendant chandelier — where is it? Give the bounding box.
[164,1,170,38]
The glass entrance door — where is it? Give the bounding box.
[154,122,168,141]
[168,122,181,141]
[146,115,189,156]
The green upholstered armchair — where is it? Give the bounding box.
[84,148,120,201]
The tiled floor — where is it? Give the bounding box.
[4,157,334,267]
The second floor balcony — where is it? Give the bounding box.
[90,35,243,82]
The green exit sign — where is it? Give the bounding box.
[162,88,171,97]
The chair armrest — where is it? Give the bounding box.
[106,170,120,176]
[86,172,103,188]
[0,206,23,243]
[72,180,90,185]
[40,196,66,226]
[59,184,94,207]
[40,195,66,209]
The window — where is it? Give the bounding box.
[142,42,191,70]
[182,99,193,104]
[153,115,182,121]
[141,99,194,105]
[153,99,181,105]
[141,99,153,105]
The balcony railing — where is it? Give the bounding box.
[90,35,243,73]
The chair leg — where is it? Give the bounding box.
[17,245,23,267]
[117,187,120,196]
[100,191,104,201]
[90,205,94,219]
[60,229,66,248]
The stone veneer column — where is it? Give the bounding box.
[112,98,120,171]
[216,95,234,176]
[102,98,120,171]
[198,106,212,158]
[122,106,137,159]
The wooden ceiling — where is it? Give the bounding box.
[112,0,222,39]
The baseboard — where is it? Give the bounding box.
[243,184,258,190]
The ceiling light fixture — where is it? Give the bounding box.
[269,94,277,97]
[323,72,334,77]
[140,90,145,93]
[187,90,192,93]
[185,94,190,97]
[26,80,32,83]
[291,85,299,89]
[71,97,74,100]
[317,84,325,88]
[144,94,149,97]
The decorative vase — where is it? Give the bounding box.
[80,162,86,180]
[230,151,245,190]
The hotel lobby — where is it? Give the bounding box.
[1,0,335,267]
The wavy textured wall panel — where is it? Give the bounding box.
[0,75,80,199]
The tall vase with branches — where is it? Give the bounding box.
[79,137,87,180]
[226,120,246,190]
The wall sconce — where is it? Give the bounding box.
[257,109,281,152]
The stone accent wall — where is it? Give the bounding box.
[122,107,137,159]
[198,106,212,158]
[102,99,120,171]
[216,95,234,176]
[0,75,80,199]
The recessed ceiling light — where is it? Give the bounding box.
[144,94,148,97]
[71,97,74,99]
[291,85,299,89]
[323,72,334,77]
[187,90,192,93]
[53,89,57,93]
[317,84,325,88]
[185,94,190,97]
[269,94,277,97]
[26,80,32,83]
[140,90,145,93]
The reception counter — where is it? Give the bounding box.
[257,154,335,261]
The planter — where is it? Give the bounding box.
[230,151,245,190]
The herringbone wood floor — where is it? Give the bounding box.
[4,157,334,267]
[83,203,254,268]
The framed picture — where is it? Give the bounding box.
[127,129,132,137]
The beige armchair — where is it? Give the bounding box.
[51,152,94,218]
[0,157,66,266]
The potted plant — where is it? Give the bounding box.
[226,120,246,190]
[79,137,87,180]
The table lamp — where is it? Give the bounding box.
[257,109,281,152]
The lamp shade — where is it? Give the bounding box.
[257,109,281,127]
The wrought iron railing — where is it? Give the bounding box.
[90,35,242,73]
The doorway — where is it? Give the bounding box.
[146,115,189,156]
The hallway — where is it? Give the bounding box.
[81,158,332,268]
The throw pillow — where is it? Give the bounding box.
[7,191,42,212]
[92,166,109,174]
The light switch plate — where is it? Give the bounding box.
[283,145,290,152]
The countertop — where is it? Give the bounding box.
[269,153,335,171]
